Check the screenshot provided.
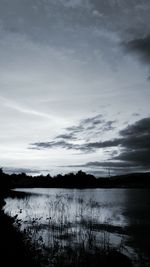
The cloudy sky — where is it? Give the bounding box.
[0,0,150,176]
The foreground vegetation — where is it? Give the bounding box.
[1,166,149,267]
[5,190,137,267]
[0,190,134,267]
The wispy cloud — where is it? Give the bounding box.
[0,95,53,119]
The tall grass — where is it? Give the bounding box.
[5,193,136,267]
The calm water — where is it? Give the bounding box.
[4,188,150,266]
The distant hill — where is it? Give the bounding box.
[97,172,150,188]
[107,172,150,187]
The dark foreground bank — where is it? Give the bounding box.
[0,193,40,267]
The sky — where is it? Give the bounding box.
[0,0,150,177]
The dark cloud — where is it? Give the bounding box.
[65,115,105,135]
[30,116,150,171]
[82,139,120,151]
[100,120,116,131]
[115,149,150,166]
[81,114,103,124]
[62,116,116,140]
[29,115,117,152]
[30,114,116,151]
[109,117,150,168]
[114,117,150,167]
[56,133,77,140]
[31,140,78,150]
[124,35,150,63]
[63,117,150,171]
[66,125,84,133]
[120,117,150,137]
[30,138,120,152]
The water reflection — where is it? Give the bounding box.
[4,188,150,266]
[122,189,150,263]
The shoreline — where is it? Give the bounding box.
[0,191,40,267]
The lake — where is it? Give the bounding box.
[4,188,150,267]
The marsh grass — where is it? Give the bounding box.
[6,193,136,266]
